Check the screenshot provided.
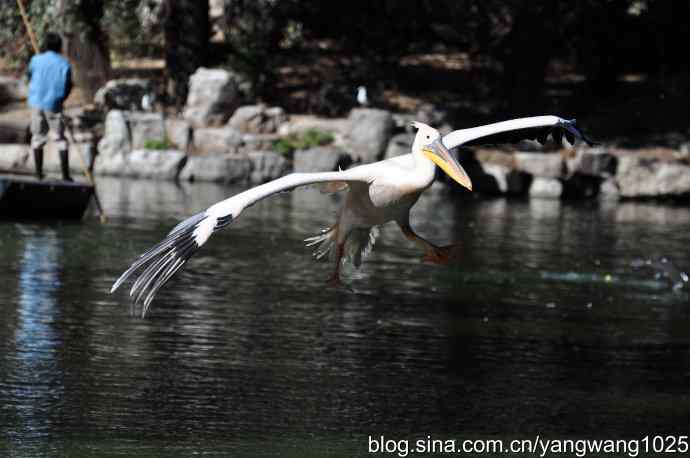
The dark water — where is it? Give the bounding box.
[1,177,689,457]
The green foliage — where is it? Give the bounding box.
[0,0,51,70]
[0,0,160,71]
[143,138,171,150]
[273,129,334,156]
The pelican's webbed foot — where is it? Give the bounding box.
[421,244,458,265]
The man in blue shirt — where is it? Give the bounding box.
[27,32,73,181]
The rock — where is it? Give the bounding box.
[674,144,690,164]
[193,126,242,154]
[241,133,282,152]
[94,149,186,180]
[562,173,600,199]
[478,163,509,194]
[0,76,28,103]
[179,154,251,183]
[0,122,29,143]
[345,108,393,162]
[384,133,414,159]
[228,104,287,134]
[247,150,289,183]
[477,163,530,195]
[0,144,31,173]
[566,146,616,177]
[127,112,166,150]
[97,110,131,158]
[165,117,192,151]
[94,78,151,111]
[617,156,690,198]
[279,115,348,137]
[513,152,564,178]
[599,178,620,200]
[414,102,451,127]
[293,146,353,173]
[98,110,177,157]
[504,170,532,196]
[183,68,241,126]
[529,177,563,199]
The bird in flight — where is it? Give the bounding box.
[111,115,591,315]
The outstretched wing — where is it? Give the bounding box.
[442,115,594,150]
[111,169,372,316]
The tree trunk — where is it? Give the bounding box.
[53,0,110,103]
[163,0,210,111]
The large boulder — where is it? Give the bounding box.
[599,177,620,200]
[165,117,192,151]
[98,110,176,157]
[179,153,251,183]
[384,133,414,159]
[128,112,166,150]
[617,156,690,198]
[94,149,186,180]
[0,122,29,144]
[241,133,282,152]
[293,146,353,173]
[344,108,393,163]
[476,163,531,195]
[278,115,348,137]
[0,144,31,173]
[513,152,564,178]
[247,150,289,183]
[529,177,563,199]
[183,68,242,126]
[193,127,242,154]
[228,104,287,134]
[97,110,131,158]
[566,146,616,177]
[94,78,151,111]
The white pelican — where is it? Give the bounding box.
[111,115,591,315]
[356,86,369,106]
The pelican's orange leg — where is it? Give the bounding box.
[397,221,457,265]
[326,242,346,287]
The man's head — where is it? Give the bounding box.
[42,32,63,53]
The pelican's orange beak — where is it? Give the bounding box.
[422,139,473,191]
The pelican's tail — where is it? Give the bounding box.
[304,225,379,269]
[111,210,235,317]
[305,225,337,261]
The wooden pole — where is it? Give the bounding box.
[16,0,107,223]
[16,0,39,54]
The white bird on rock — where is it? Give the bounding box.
[111,115,592,315]
[356,85,369,106]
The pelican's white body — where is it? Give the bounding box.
[205,136,436,249]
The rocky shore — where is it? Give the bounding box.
[2,68,690,201]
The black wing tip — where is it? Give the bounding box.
[558,118,596,147]
[113,211,236,317]
[112,216,208,317]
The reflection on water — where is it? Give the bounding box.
[7,229,63,451]
[1,177,690,457]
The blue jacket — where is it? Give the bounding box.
[28,51,72,112]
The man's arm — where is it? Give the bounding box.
[64,66,72,100]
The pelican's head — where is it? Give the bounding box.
[411,121,473,191]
